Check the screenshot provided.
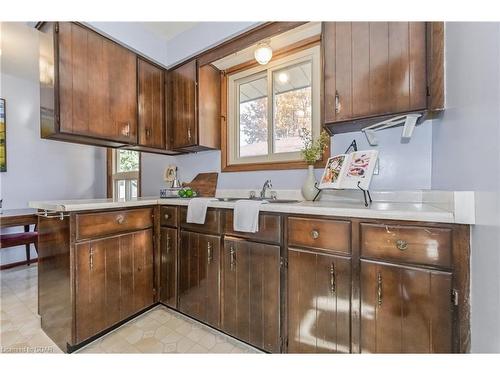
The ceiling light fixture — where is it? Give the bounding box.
[254,42,273,65]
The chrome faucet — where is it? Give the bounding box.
[260,179,273,199]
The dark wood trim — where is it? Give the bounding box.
[106,149,113,199]
[187,22,308,68]
[0,258,38,270]
[224,36,321,75]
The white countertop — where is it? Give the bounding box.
[29,191,475,224]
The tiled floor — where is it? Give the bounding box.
[0,265,260,354]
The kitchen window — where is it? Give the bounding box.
[108,149,140,200]
[226,45,321,168]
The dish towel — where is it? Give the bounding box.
[233,200,268,233]
[186,198,217,224]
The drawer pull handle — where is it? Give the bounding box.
[330,262,336,294]
[166,234,170,254]
[116,215,124,224]
[377,272,383,307]
[335,91,341,113]
[311,230,320,239]
[395,239,408,251]
[164,213,169,220]
[230,245,236,271]
[207,242,212,265]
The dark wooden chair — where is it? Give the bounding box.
[0,225,38,266]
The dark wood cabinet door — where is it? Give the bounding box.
[179,230,220,327]
[75,237,121,342]
[170,60,197,149]
[323,22,427,124]
[160,227,178,308]
[287,248,351,353]
[138,58,166,149]
[131,229,154,312]
[360,260,453,353]
[58,22,137,143]
[222,238,281,352]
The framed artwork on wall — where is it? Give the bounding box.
[0,98,6,172]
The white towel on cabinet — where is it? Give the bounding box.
[233,200,268,233]
[186,198,217,224]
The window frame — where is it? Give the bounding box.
[226,44,322,168]
[106,149,141,199]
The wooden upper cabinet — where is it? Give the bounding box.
[138,58,166,149]
[323,22,429,126]
[170,60,221,151]
[360,260,453,353]
[57,22,137,144]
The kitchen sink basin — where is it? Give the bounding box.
[217,197,299,204]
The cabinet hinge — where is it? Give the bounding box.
[280,257,288,269]
[451,289,459,306]
[54,22,59,33]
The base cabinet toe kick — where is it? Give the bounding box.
[37,205,470,353]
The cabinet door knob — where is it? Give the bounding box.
[395,239,408,251]
[311,230,320,239]
[146,128,151,138]
[187,128,192,141]
[116,215,124,224]
[335,91,341,114]
[164,213,169,220]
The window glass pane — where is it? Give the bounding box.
[131,180,138,199]
[238,76,268,157]
[117,150,139,172]
[116,180,126,200]
[273,61,312,154]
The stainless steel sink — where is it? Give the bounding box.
[216,197,299,204]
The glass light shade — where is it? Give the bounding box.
[254,43,273,65]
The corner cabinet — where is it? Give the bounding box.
[169,60,221,152]
[323,22,444,133]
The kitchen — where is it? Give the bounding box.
[1,0,499,372]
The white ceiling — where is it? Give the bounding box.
[140,22,198,41]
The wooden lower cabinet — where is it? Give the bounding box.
[360,260,453,353]
[222,237,281,353]
[75,229,153,343]
[287,248,351,353]
[160,227,178,308]
[178,230,221,327]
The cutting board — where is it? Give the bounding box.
[182,173,218,197]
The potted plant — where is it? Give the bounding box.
[300,128,329,200]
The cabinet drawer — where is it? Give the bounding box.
[360,223,452,268]
[76,208,153,240]
[224,211,281,244]
[160,206,178,227]
[287,217,351,254]
[179,207,221,234]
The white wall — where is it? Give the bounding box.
[164,22,259,67]
[431,22,500,352]
[141,122,434,194]
[86,22,169,66]
[0,22,106,265]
